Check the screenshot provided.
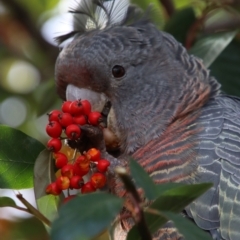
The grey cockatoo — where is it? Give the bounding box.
[54,0,240,239]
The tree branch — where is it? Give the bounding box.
[159,0,175,17]
[16,193,51,227]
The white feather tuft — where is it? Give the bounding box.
[79,0,130,30]
[56,0,130,44]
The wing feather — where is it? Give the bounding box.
[189,95,240,239]
[229,188,240,240]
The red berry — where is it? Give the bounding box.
[73,115,87,125]
[81,182,96,194]
[48,110,61,122]
[47,138,62,152]
[65,124,81,140]
[61,164,74,178]
[54,152,68,168]
[81,100,91,115]
[63,195,76,204]
[70,100,84,116]
[46,121,62,138]
[56,176,70,190]
[97,159,110,173]
[58,113,73,128]
[88,112,102,126]
[70,175,84,189]
[73,163,89,176]
[75,155,90,169]
[90,173,106,189]
[62,101,72,113]
[46,182,62,195]
[87,148,101,162]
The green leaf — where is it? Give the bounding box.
[156,183,185,195]
[164,7,196,44]
[51,193,123,240]
[210,40,240,97]
[0,196,17,207]
[127,183,212,239]
[162,212,212,240]
[150,182,212,226]
[34,149,56,200]
[0,125,45,189]
[159,182,212,199]
[37,195,60,223]
[173,0,192,9]
[127,211,167,240]
[129,159,158,200]
[34,149,62,224]
[148,183,212,218]
[189,30,238,68]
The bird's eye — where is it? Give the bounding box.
[112,65,125,78]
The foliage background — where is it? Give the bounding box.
[0,0,240,239]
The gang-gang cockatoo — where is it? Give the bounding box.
[54,0,240,239]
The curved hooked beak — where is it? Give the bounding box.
[66,84,109,112]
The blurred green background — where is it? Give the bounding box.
[0,0,240,239]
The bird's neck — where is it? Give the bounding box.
[116,77,217,156]
[133,108,201,184]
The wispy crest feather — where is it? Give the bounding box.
[56,0,130,44]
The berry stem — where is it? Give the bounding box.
[12,205,31,213]
[59,137,67,140]
[71,148,78,163]
[16,192,51,227]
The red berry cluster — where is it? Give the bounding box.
[46,100,102,152]
[45,100,110,200]
[46,148,110,195]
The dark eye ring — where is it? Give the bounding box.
[112,65,125,78]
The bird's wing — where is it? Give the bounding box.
[187,95,240,240]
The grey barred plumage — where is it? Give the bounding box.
[55,0,240,239]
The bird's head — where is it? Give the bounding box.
[55,0,220,154]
